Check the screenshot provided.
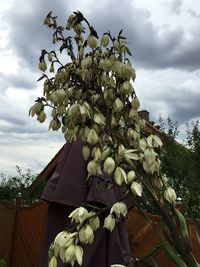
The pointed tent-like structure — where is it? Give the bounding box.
[27,112,161,267]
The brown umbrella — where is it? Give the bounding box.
[40,138,135,267]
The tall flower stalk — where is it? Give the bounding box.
[30,11,200,267]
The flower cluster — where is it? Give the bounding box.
[30,11,179,267]
[104,202,127,232]
[48,207,100,266]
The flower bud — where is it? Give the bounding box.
[69,207,88,224]
[84,225,94,244]
[65,244,75,263]
[93,113,106,127]
[75,245,83,265]
[114,167,127,186]
[66,14,75,30]
[103,59,112,71]
[131,181,142,197]
[152,134,163,147]
[131,96,140,110]
[127,128,134,139]
[110,202,127,218]
[144,148,156,164]
[53,243,60,257]
[55,89,67,103]
[87,35,98,49]
[101,34,109,47]
[103,157,115,175]
[74,23,83,35]
[50,64,54,73]
[143,160,155,174]
[87,160,99,176]
[57,105,66,116]
[101,146,111,160]
[49,119,61,131]
[91,94,100,103]
[122,81,134,95]
[111,116,117,127]
[29,102,43,117]
[118,144,125,158]
[81,57,92,69]
[87,129,99,145]
[38,60,47,72]
[43,17,51,26]
[54,231,73,248]
[79,224,94,244]
[139,138,147,152]
[80,126,90,142]
[49,256,57,267]
[37,111,46,123]
[74,245,83,265]
[82,145,90,160]
[98,59,105,69]
[124,63,136,81]
[114,40,120,51]
[104,214,115,232]
[127,170,136,184]
[48,92,57,104]
[52,36,57,44]
[129,108,139,121]
[48,53,53,62]
[164,187,176,204]
[91,147,101,161]
[88,212,100,231]
[113,98,124,112]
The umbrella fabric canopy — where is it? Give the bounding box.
[40,138,134,267]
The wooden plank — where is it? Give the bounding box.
[0,202,15,264]
[11,201,48,267]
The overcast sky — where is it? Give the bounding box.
[0,0,200,175]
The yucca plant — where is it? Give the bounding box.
[30,11,200,267]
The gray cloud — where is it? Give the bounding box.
[163,86,200,123]
[88,0,200,70]
[3,0,69,70]
[2,0,200,72]
[0,72,36,90]
[187,9,200,18]
[170,0,183,14]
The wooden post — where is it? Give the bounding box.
[8,193,22,267]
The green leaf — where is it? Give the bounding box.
[37,74,45,81]
[162,242,187,267]
[151,257,161,267]
[174,208,189,239]
[125,47,132,56]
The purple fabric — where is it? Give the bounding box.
[40,139,134,267]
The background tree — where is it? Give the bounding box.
[160,118,200,218]
[0,166,37,203]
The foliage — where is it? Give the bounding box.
[0,258,6,267]
[30,11,200,267]
[0,166,37,203]
[160,118,200,217]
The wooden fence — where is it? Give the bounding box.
[0,197,48,267]
[0,198,200,266]
[127,208,200,266]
